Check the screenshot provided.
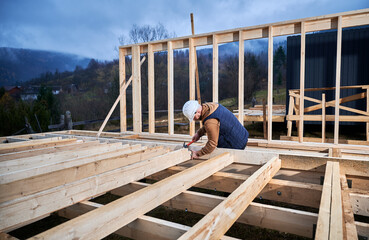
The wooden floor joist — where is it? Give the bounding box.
[0,132,368,239]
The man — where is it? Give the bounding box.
[182,100,249,158]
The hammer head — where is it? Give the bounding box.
[183,142,188,148]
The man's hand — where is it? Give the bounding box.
[192,133,200,142]
[191,150,200,159]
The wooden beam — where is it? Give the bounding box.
[0,148,191,231]
[341,175,358,240]
[179,157,281,239]
[315,161,334,239]
[58,201,239,240]
[212,34,219,102]
[330,162,343,240]
[148,44,155,134]
[334,16,342,145]
[0,142,125,174]
[132,45,142,133]
[299,22,306,143]
[238,30,244,124]
[168,41,174,135]
[113,181,318,238]
[0,144,143,185]
[30,153,233,239]
[286,114,369,122]
[119,48,127,132]
[0,140,95,161]
[287,96,294,137]
[267,26,273,142]
[189,38,196,136]
[0,147,167,203]
[0,138,75,154]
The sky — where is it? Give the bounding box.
[1,0,368,61]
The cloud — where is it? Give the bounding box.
[0,0,368,60]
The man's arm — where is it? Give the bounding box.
[197,119,219,157]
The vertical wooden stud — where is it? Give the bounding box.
[148,44,155,134]
[189,38,196,136]
[132,45,142,133]
[299,22,306,143]
[212,35,219,103]
[119,48,127,132]
[238,31,245,124]
[167,41,174,135]
[322,93,326,143]
[287,95,294,137]
[334,16,342,145]
[267,26,274,142]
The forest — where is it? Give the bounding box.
[0,24,286,136]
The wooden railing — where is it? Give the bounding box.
[118,8,369,143]
[286,85,369,143]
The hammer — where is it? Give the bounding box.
[183,140,195,148]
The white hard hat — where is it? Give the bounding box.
[182,100,200,122]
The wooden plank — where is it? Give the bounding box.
[286,114,369,122]
[267,26,273,142]
[315,161,334,240]
[119,48,127,132]
[0,142,125,174]
[189,38,196,136]
[212,35,218,102]
[303,92,366,113]
[0,147,167,203]
[148,44,155,134]
[0,144,143,185]
[322,93,326,143]
[146,167,322,209]
[330,162,343,240]
[179,157,281,239]
[168,41,174,135]
[58,201,239,240]
[299,22,306,143]
[287,96,294,137]
[0,148,191,231]
[0,140,93,161]
[113,181,318,238]
[0,138,76,154]
[341,175,358,240]
[30,153,233,240]
[132,45,142,133]
[356,221,369,238]
[119,9,369,53]
[238,30,244,124]
[334,16,342,145]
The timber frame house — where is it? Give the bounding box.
[1,8,369,240]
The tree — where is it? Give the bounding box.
[273,45,286,87]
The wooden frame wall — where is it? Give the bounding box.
[118,9,369,138]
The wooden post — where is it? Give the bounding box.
[132,45,142,133]
[299,22,306,143]
[238,30,245,124]
[287,95,294,137]
[65,111,73,130]
[190,13,202,106]
[212,35,219,103]
[322,93,326,143]
[148,44,155,134]
[334,16,342,145]
[167,41,174,135]
[119,48,127,132]
[267,26,274,142]
[263,99,267,139]
[189,38,196,136]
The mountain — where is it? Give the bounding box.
[0,47,91,86]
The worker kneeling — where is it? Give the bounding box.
[182,100,249,159]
